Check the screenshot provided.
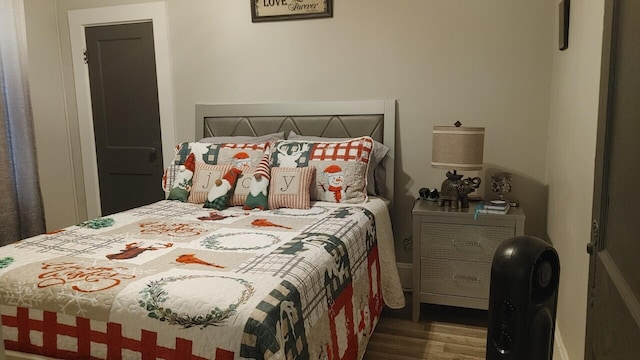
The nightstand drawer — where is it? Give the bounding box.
[420,258,491,299]
[412,200,525,321]
[421,223,516,262]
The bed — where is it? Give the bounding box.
[0,100,404,360]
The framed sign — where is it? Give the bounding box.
[251,0,333,23]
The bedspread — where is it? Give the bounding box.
[0,198,404,360]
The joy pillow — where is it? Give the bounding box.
[268,167,315,210]
[188,162,232,204]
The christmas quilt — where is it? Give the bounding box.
[0,198,404,359]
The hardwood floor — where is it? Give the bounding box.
[364,294,488,359]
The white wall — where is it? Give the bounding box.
[24,1,602,359]
[24,0,83,229]
[27,0,555,257]
[546,1,604,359]
[164,0,555,263]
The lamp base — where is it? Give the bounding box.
[438,171,481,209]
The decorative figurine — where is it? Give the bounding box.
[491,172,518,206]
[438,172,481,209]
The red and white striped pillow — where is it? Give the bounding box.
[229,145,273,207]
[228,167,256,206]
[187,162,232,204]
[268,167,315,210]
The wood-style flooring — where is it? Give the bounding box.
[364,294,488,359]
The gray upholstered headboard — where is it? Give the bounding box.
[195,100,396,206]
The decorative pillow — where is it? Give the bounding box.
[166,153,195,202]
[198,132,284,144]
[270,137,373,203]
[203,167,243,210]
[286,131,389,196]
[229,144,273,207]
[173,142,270,168]
[162,164,179,194]
[188,162,233,204]
[228,167,256,206]
[242,153,272,210]
[268,167,315,210]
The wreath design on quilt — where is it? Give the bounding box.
[139,274,254,329]
[200,231,280,251]
[271,206,329,217]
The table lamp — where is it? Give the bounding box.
[431,121,485,208]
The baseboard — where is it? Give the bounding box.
[396,262,412,290]
[554,324,569,360]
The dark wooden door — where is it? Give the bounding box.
[85,22,164,216]
[586,0,640,358]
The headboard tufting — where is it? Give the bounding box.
[195,100,396,206]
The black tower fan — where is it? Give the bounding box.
[486,236,560,360]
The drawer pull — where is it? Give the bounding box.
[451,275,481,284]
[451,239,481,247]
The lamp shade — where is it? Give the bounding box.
[432,125,485,170]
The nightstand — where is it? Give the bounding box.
[412,199,525,322]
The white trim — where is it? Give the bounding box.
[433,129,485,135]
[431,162,483,169]
[68,2,176,219]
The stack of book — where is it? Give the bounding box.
[476,200,510,215]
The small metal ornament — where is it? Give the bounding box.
[491,172,518,206]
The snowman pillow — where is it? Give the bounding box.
[269,136,373,204]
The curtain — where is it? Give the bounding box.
[0,0,45,244]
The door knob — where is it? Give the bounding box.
[149,147,157,162]
[587,220,599,254]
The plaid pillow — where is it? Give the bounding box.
[270,137,373,203]
[173,141,270,168]
[164,153,195,202]
[287,131,389,196]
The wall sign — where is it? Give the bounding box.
[251,0,333,22]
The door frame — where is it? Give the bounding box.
[586,0,613,356]
[586,0,640,357]
[68,2,176,219]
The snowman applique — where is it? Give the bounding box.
[319,164,348,203]
[231,151,252,171]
